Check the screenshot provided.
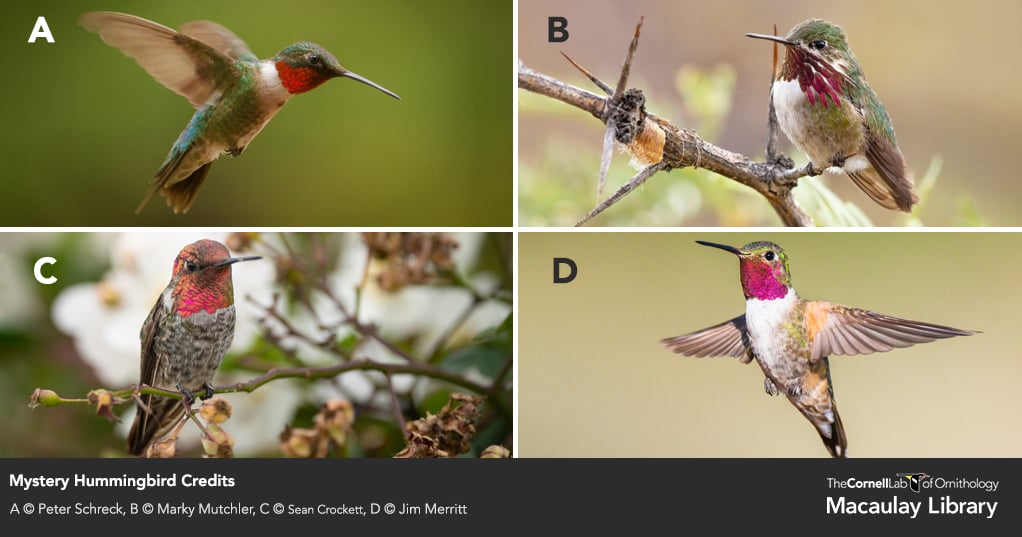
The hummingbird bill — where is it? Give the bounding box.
[80,12,400,214]
[128,239,260,456]
[746,19,918,212]
[662,241,976,457]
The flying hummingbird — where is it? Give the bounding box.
[80,11,400,214]
[661,241,975,457]
[128,239,260,456]
[746,19,917,212]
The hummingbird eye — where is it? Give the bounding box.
[811,39,827,50]
[764,251,776,261]
[185,260,198,272]
[308,53,321,66]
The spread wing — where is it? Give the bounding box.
[80,11,243,109]
[661,315,753,364]
[180,20,257,62]
[809,303,977,363]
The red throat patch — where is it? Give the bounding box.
[275,62,331,94]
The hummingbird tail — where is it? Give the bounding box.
[852,130,919,212]
[817,406,848,458]
[136,160,212,214]
[163,163,212,214]
[128,394,187,456]
[847,168,917,213]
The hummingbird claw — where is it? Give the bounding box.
[176,384,197,406]
[763,378,780,396]
[201,383,215,400]
[830,151,848,168]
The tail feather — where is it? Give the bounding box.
[128,394,186,456]
[817,406,848,458]
[164,163,212,213]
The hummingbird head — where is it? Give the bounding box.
[697,240,792,301]
[745,19,857,108]
[169,240,261,316]
[274,42,400,99]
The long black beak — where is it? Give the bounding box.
[340,70,401,100]
[745,33,795,46]
[695,241,743,256]
[212,255,262,268]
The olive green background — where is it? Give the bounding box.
[0,0,509,226]
[520,0,1022,226]
[519,232,1018,457]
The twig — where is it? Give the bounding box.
[576,162,668,226]
[383,372,407,434]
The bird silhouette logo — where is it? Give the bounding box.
[896,473,929,493]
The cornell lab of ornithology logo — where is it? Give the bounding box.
[827,473,999,493]
[824,473,1001,519]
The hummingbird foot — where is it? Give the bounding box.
[226,146,243,157]
[830,151,848,168]
[176,384,199,406]
[763,378,780,396]
[200,383,216,400]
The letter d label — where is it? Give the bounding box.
[553,258,577,283]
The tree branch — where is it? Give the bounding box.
[30,358,510,420]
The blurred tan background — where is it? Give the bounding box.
[519,0,1022,226]
[519,232,1019,457]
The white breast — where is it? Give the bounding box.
[771,79,808,151]
[744,289,798,369]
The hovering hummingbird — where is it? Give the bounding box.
[128,239,260,456]
[662,241,975,457]
[80,11,400,214]
[746,19,917,212]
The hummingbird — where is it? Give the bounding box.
[661,241,975,457]
[746,19,918,212]
[128,239,260,456]
[80,11,400,214]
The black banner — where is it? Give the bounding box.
[1,458,1018,531]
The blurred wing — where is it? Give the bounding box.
[810,303,976,363]
[80,11,241,109]
[180,20,257,62]
[662,315,753,363]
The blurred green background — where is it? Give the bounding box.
[519,232,1018,457]
[0,1,510,226]
[519,0,1022,226]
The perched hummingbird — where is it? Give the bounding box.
[662,241,975,457]
[128,239,260,456]
[746,19,917,212]
[80,11,400,214]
